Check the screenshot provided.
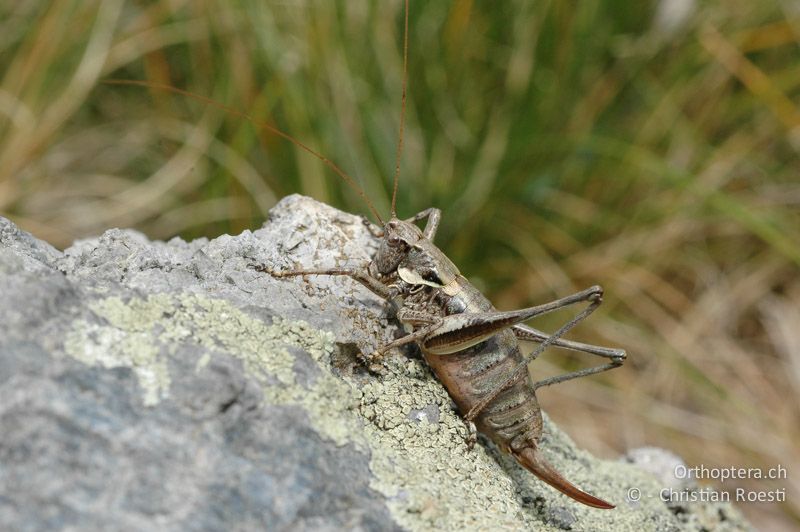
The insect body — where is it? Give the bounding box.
[120,0,627,510]
[258,0,626,510]
[268,208,626,509]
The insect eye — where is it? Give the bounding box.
[388,236,401,246]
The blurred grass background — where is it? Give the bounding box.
[1,0,799,528]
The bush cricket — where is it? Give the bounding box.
[110,0,627,510]
[259,0,626,509]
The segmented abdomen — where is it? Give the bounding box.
[411,282,544,452]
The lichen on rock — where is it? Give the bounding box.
[0,197,752,531]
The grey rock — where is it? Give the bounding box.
[0,195,752,531]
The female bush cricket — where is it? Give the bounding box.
[111,0,626,510]
[258,0,627,509]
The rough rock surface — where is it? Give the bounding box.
[0,195,751,531]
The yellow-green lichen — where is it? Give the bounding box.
[65,293,363,447]
[63,292,635,531]
[66,318,169,406]
[355,356,546,531]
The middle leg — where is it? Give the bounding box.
[464,289,609,422]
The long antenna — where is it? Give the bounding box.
[390,0,409,218]
[103,78,385,225]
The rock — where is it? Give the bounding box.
[0,195,752,531]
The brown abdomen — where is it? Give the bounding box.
[422,329,543,452]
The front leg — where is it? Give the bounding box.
[405,208,441,241]
[255,264,397,301]
[360,215,384,238]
